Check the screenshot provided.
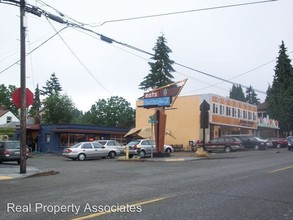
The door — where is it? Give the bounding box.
[93,142,108,157]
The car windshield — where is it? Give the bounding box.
[5,141,20,149]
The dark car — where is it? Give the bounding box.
[0,140,29,164]
[267,138,288,148]
[204,137,244,153]
[237,136,267,150]
[287,136,293,151]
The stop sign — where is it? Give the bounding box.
[12,88,34,108]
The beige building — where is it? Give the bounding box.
[134,94,258,148]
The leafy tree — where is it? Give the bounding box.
[28,84,41,123]
[139,34,175,90]
[245,86,260,105]
[42,93,76,123]
[0,84,18,116]
[82,96,134,127]
[266,41,293,134]
[41,73,62,96]
[229,84,246,102]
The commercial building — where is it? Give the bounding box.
[134,94,258,148]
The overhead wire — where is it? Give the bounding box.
[91,0,277,27]
[0,0,280,95]
[46,18,112,95]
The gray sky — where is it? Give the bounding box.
[1,0,292,112]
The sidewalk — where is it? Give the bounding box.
[0,166,40,181]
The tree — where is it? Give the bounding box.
[41,73,62,96]
[229,84,246,102]
[42,93,76,123]
[0,84,18,116]
[139,34,175,90]
[245,86,260,105]
[28,84,41,123]
[82,96,134,127]
[266,41,293,134]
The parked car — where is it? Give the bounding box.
[237,136,267,150]
[62,142,120,161]
[203,137,244,153]
[126,139,174,158]
[267,138,288,148]
[94,140,125,154]
[287,136,293,151]
[0,140,29,164]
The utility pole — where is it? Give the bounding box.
[20,0,27,174]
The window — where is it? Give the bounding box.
[243,110,247,119]
[238,109,242,118]
[248,112,252,120]
[220,105,225,115]
[81,143,93,149]
[213,104,218,114]
[46,133,51,142]
[226,107,231,116]
[6,116,12,123]
[232,108,237,117]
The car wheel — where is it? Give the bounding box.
[108,151,116,159]
[165,148,172,153]
[276,144,281,148]
[17,159,20,165]
[77,153,86,161]
[139,150,146,158]
[224,146,232,153]
[254,145,259,150]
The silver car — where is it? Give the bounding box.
[126,139,174,158]
[62,142,120,161]
[94,140,125,154]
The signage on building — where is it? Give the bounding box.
[144,86,181,99]
[257,115,279,129]
[143,97,171,107]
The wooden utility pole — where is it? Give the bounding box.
[20,0,27,174]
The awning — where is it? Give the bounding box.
[125,127,175,139]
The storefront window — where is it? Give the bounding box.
[60,133,86,147]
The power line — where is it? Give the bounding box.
[0,26,67,74]
[0,0,279,95]
[46,18,112,95]
[92,0,277,27]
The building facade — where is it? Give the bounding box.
[135,94,258,148]
[15,124,131,153]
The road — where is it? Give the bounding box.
[0,148,293,220]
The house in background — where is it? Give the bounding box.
[0,105,19,125]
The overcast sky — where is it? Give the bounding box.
[1,0,292,112]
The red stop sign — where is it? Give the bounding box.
[12,88,34,108]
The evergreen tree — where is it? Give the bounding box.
[245,86,260,105]
[28,84,41,123]
[41,73,62,96]
[229,84,246,102]
[139,34,175,90]
[266,41,293,134]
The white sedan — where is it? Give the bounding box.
[63,142,120,161]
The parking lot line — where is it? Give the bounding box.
[72,195,175,220]
[0,176,13,180]
[268,165,293,173]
